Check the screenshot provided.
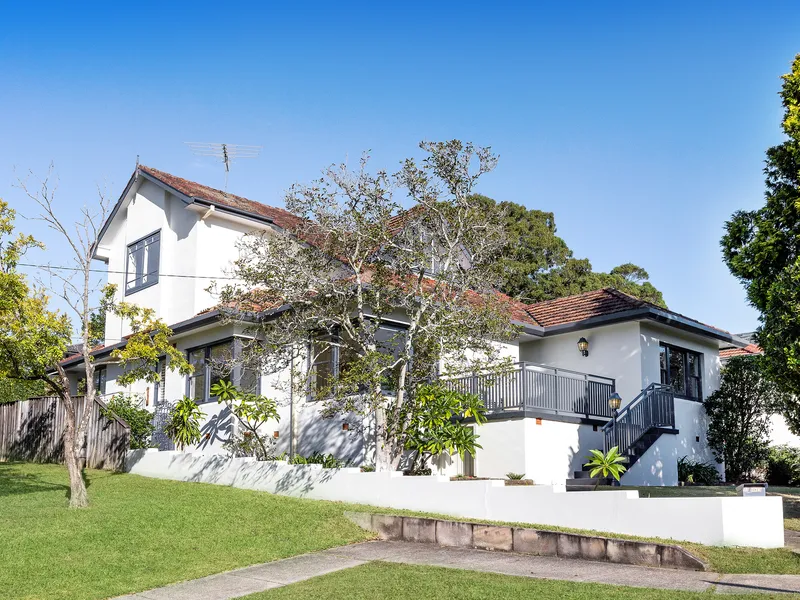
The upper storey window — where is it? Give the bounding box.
[126,231,160,294]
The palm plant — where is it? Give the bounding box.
[584,447,627,490]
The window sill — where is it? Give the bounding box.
[125,279,159,296]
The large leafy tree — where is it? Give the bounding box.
[704,355,787,482]
[721,54,800,419]
[1,171,189,508]
[475,195,666,306]
[220,141,518,470]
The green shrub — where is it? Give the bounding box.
[506,472,526,480]
[101,394,154,449]
[360,464,375,472]
[677,456,722,485]
[290,452,346,468]
[767,445,800,486]
[165,396,205,450]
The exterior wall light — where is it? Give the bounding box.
[608,392,623,450]
[577,337,589,357]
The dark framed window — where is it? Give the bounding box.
[153,359,166,406]
[185,339,259,404]
[308,323,406,399]
[93,366,107,395]
[659,343,703,401]
[126,231,160,294]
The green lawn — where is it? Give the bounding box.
[4,463,800,600]
[241,562,790,600]
[0,462,371,600]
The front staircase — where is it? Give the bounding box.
[566,383,677,491]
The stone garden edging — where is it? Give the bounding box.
[344,511,708,571]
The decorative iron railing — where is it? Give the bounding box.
[443,361,616,419]
[602,383,675,454]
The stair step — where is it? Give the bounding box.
[565,477,611,488]
[572,471,594,479]
[566,484,597,492]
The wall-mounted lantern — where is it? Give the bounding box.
[577,337,589,357]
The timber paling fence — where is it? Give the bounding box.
[0,396,130,471]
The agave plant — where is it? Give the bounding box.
[584,447,627,490]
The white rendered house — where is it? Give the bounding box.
[61,165,749,487]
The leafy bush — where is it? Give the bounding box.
[402,383,487,474]
[223,431,276,460]
[360,464,375,472]
[704,356,780,482]
[767,445,800,486]
[165,396,205,450]
[210,380,279,460]
[101,394,154,449]
[677,456,721,485]
[290,452,346,468]
[506,472,526,480]
[404,467,432,476]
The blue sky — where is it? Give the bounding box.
[1,1,798,337]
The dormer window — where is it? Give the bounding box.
[126,231,160,294]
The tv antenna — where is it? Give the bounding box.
[184,142,262,191]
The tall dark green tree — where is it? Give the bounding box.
[721,54,800,427]
[474,195,666,306]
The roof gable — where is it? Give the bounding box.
[138,165,303,231]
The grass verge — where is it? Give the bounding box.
[240,561,787,599]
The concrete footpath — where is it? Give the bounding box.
[117,540,800,599]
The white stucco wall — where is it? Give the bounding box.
[632,323,724,483]
[520,322,643,405]
[467,418,603,484]
[126,452,786,548]
[100,179,268,343]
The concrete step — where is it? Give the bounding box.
[565,477,611,491]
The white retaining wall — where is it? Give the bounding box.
[126,450,784,548]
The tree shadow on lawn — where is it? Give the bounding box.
[0,462,122,500]
[0,462,71,498]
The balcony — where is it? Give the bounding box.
[443,361,616,420]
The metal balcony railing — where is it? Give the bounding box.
[443,361,616,419]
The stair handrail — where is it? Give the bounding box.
[601,382,674,454]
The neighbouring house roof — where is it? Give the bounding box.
[720,344,762,360]
[524,288,747,346]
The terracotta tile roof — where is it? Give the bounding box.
[720,344,762,359]
[524,287,730,334]
[59,344,106,365]
[524,288,642,327]
[139,165,304,232]
[386,205,426,237]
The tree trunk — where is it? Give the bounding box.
[63,401,89,508]
[374,408,392,471]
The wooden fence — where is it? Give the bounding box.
[0,396,130,471]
